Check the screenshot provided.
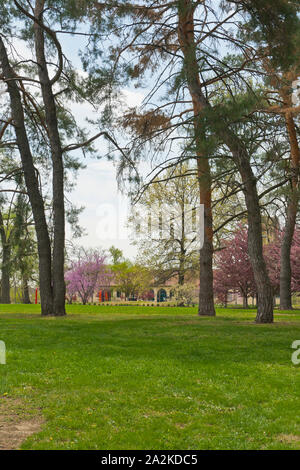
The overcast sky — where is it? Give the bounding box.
[54,33,147,260]
[66,87,146,260]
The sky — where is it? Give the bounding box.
[55,33,148,260]
[66,88,145,260]
[9,29,148,261]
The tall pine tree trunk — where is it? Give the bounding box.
[222,132,273,323]
[0,37,53,315]
[280,112,300,309]
[197,157,215,316]
[34,0,66,316]
[177,0,273,323]
[280,200,297,309]
[178,0,215,316]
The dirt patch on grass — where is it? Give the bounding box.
[277,434,300,444]
[0,397,43,450]
[175,422,187,429]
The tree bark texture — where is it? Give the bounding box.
[0,37,53,315]
[177,0,273,322]
[34,0,66,315]
[280,112,300,309]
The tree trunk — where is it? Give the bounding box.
[1,244,11,304]
[178,1,215,316]
[34,0,65,316]
[0,37,53,315]
[177,1,273,322]
[197,158,215,316]
[223,135,273,323]
[178,207,185,286]
[22,276,31,304]
[243,295,248,309]
[178,269,185,286]
[280,112,300,309]
[280,201,296,310]
[0,210,10,304]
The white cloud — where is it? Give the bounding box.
[121,89,145,108]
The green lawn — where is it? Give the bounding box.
[0,304,300,450]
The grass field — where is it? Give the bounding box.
[0,304,300,450]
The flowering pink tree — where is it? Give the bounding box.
[264,227,300,295]
[291,229,300,293]
[214,227,256,307]
[65,278,78,304]
[214,225,300,308]
[214,269,231,307]
[65,249,112,304]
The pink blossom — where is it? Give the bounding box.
[65,250,112,304]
